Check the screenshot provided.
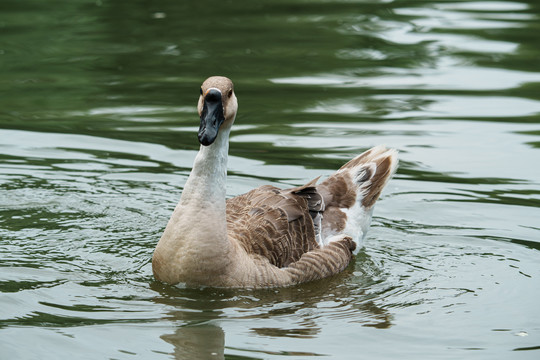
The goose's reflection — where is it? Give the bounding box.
[160,324,225,360]
[150,253,392,359]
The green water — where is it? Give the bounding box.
[1,0,540,358]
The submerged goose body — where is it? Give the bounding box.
[152,76,398,288]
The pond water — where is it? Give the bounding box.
[1,0,540,358]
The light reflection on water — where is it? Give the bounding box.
[1,0,540,359]
[272,66,540,91]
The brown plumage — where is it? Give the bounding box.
[152,76,398,288]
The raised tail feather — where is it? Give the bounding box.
[317,146,398,247]
[338,145,398,208]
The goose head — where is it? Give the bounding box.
[197,76,238,146]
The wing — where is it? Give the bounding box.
[226,179,323,268]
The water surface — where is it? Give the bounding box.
[1,0,540,359]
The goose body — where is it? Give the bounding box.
[152,76,398,288]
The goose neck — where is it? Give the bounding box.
[181,127,231,208]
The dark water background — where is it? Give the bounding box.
[1,0,540,358]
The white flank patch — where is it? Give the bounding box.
[322,202,374,253]
[338,203,374,253]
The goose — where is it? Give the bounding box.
[152,76,398,288]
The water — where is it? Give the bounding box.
[1,0,540,358]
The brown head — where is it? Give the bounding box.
[197,76,238,146]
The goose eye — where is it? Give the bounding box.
[228,90,233,98]
[200,88,203,95]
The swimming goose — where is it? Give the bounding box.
[152,76,398,288]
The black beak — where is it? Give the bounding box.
[198,89,225,146]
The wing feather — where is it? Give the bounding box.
[226,184,320,268]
